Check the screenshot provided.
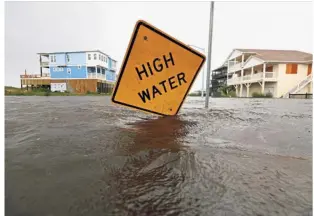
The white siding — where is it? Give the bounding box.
[86,52,109,68]
[243,56,264,69]
[276,64,309,97]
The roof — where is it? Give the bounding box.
[37,50,117,61]
[235,49,312,63]
[213,62,228,71]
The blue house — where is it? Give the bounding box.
[35,50,117,93]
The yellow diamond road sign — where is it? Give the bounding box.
[111,20,206,116]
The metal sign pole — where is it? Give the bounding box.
[205,1,214,108]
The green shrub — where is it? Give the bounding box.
[44,90,51,96]
[219,85,236,97]
[265,92,273,98]
[252,92,273,98]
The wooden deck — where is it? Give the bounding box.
[20,77,114,94]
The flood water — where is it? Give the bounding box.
[5,96,312,216]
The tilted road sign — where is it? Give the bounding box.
[112,20,206,116]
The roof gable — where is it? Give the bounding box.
[242,55,264,69]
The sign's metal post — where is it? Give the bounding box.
[205,1,214,108]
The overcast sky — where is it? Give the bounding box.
[5,1,313,91]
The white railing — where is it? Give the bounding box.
[228,72,277,84]
[243,76,251,81]
[227,77,241,85]
[88,73,96,78]
[88,73,107,80]
[20,73,50,78]
[242,72,276,81]
[228,63,242,73]
[252,72,263,80]
[265,72,276,78]
[40,62,49,67]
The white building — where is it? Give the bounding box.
[226,49,312,98]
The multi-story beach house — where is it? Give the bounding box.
[20,50,117,93]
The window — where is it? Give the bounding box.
[66,54,70,62]
[67,68,71,74]
[286,64,298,74]
[50,55,54,62]
[308,64,312,75]
[94,54,97,60]
[104,56,107,63]
[266,65,273,72]
[99,54,101,60]
[87,67,95,73]
[88,54,91,60]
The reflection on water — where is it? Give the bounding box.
[5,96,312,216]
[109,116,195,215]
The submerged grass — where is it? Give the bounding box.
[5,86,111,96]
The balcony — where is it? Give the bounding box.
[88,73,106,80]
[228,62,242,73]
[20,73,50,79]
[40,62,49,67]
[227,72,277,85]
[227,76,241,85]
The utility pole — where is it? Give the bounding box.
[187,44,206,98]
[205,1,214,108]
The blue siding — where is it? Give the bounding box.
[50,66,87,78]
[49,52,86,66]
[106,69,115,81]
[49,53,66,66]
[108,58,112,69]
[67,52,86,65]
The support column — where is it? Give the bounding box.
[246,83,251,97]
[240,84,243,97]
[95,66,97,79]
[39,55,43,77]
[235,85,238,97]
[240,54,244,97]
[251,66,254,79]
[262,63,266,94]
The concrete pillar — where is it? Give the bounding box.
[246,85,250,97]
[95,66,97,79]
[262,63,266,94]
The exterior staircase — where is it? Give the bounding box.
[283,73,312,98]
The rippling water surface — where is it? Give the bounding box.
[5,96,312,216]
